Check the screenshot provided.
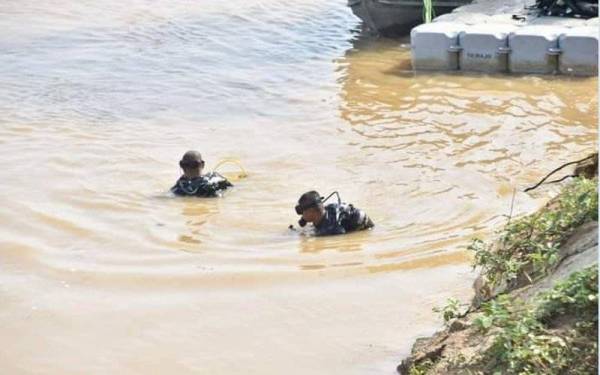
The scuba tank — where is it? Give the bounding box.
[173,158,247,197]
[173,172,231,196]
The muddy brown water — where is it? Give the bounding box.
[0,1,597,374]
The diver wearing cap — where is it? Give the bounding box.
[171,150,233,197]
[294,190,374,236]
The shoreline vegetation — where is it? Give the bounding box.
[398,155,598,375]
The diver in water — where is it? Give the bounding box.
[293,190,374,236]
[171,150,233,197]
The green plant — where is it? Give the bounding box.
[408,359,435,375]
[475,266,598,375]
[433,297,464,324]
[473,294,513,332]
[486,308,564,374]
[469,177,597,288]
[537,264,598,323]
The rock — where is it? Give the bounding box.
[397,219,598,374]
[515,221,598,302]
[448,318,469,333]
[574,153,598,179]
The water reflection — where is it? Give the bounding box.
[336,33,597,185]
[177,200,218,246]
[367,249,472,273]
[298,230,367,254]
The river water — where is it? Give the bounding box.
[0,1,597,374]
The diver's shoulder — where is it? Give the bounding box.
[204,172,233,184]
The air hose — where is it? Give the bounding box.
[212,158,248,179]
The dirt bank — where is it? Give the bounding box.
[398,165,598,374]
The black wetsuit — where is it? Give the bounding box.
[171,172,233,197]
[313,203,374,236]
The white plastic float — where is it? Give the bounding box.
[508,26,564,74]
[559,27,599,75]
[458,25,517,73]
[410,22,464,70]
[410,0,599,75]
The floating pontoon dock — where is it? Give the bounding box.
[410,0,598,75]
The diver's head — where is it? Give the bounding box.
[296,190,325,225]
[179,150,205,178]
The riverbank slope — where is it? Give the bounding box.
[398,164,598,374]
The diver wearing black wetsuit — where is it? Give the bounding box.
[313,202,374,236]
[171,172,232,197]
[294,190,374,236]
[171,150,233,197]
